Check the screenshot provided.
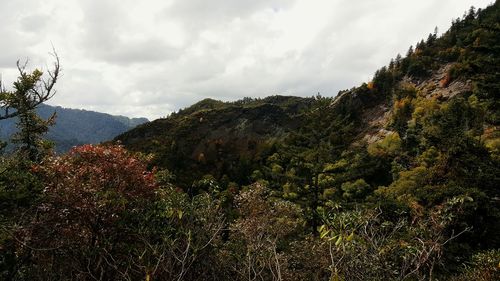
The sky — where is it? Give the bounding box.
[0,0,493,120]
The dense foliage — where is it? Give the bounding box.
[2,2,500,280]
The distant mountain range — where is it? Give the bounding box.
[0,104,148,153]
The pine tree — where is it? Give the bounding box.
[278,94,338,235]
[0,55,59,162]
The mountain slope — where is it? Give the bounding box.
[116,2,499,191]
[2,3,498,280]
[0,104,148,152]
[116,96,314,186]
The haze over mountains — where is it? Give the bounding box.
[0,104,148,152]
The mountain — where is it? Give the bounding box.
[115,2,500,251]
[2,3,499,280]
[0,104,148,152]
[116,3,499,192]
[116,96,314,187]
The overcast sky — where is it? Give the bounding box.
[0,0,493,120]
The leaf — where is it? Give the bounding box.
[166,209,174,218]
[346,232,354,242]
[335,236,343,246]
[328,235,338,241]
[178,210,183,219]
[320,229,330,239]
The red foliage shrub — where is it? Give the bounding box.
[35,144,157,221]
[17,144,159,278]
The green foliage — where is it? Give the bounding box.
[3,3,500,280]
[12,107,55,162]
[416,146,441,167]
[222,183,305,280]
[390,94,414,134]
[112,4,499,279]
[341,179,371,200]
[271,94,354,233]
[377,166,429,202]
[117,95,313,189]
[0,56,60,280]
[0,157,43,210]
[451,249,500,281]
[316,204,473,281]
[0,59,60,161]
[367,132,402,157]
[3,144,227,280]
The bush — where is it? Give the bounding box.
[341,179,370,200]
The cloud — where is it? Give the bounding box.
[165,0,296,31]
[20,14,51,34]
[0,0,493,120]
[86,38,181,65]
[78,0,180,65]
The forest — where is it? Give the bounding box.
[1,2,499,280]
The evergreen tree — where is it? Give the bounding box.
[278,94,339,234]
[0,56,60,162]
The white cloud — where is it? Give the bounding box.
[0,0,493,119]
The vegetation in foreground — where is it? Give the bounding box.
[1,2,500,280]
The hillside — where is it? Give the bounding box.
[116,96,314,187]
[112,3,499,277]
[2,2,499,280]
[117,2,499,190]
[0,104,148,152]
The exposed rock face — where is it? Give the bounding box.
[358,64,473,145]
[413,63,472,100]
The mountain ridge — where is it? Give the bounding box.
[115,2,499,191]
[1,2,499,280]
[0,104,148,152]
